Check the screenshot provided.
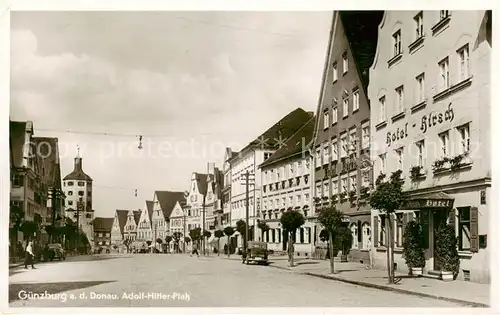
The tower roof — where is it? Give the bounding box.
[63,156,93,181]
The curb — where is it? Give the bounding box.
[303,272,488,308]
[266,263,488,308]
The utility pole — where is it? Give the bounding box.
[183,210,186,254]
[240,170,255,263]
[202,194,206,256]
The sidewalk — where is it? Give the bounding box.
[218,255,490,307]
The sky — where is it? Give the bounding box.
[10,11,332,217]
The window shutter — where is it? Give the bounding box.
[373,216,379,247]
[470,207,479,253]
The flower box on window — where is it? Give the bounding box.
[313,197,321,204]
[432,158,449,173]
[339,192,347,200]
[410,165,425,180]
[449,151,471,171]
[322,196,329,201]
[348,190,357,204]
[331,194,338,202]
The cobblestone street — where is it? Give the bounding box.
[9,254,467,307]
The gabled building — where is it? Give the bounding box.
[168,200,187,252]
[92,217,114,249]
[110,209,128,250]
[259,116,315,256]
[312,11,383,264]
[137,200,154,242]
[123,209,141,244]
[9,121,49,245]
[152,190,185,242]
[229,108,314,249]
[368,10,491,283]
[185,173,209,232]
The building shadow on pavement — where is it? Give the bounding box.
[9,280,116,303]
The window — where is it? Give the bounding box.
[304,193,310,203]
[349,128,357,154]
[282,197,286,207]
[416,140,425,167]
[272,229,276,243]
[379,215,387,246]
[68,181,74,186]
[331,138,338,161]
[68,200,73,205]
[361,124,370,149]
[395,213,404,247]
[332,107,338,124]
[88,191,92,197]
[457,44,470,81]
[352,89,360,112]
[340,134,348,158]
[323,111,330,129]
[379,96,386,122]
[415,73,425,103]
[392,30,402,56]
[341,178,348,194]
[300,228,305,244]
[342,52,348,73]
[343,97,349,118]
[457,124,470,154]
[395,85,405,113]
[12,174,24,186]
[350,174,357,192]
[316,183,322,198]
[395,147,404,171]
[297,195,302,206]
[315,148,321,165]
[78,181,85,186]
[379,153,387,174]
[350,224,358,249]
[362,223,371,249]
[459,207,471,250]
[332,62,338,82]
[68,191,73,196]
[440,10,450,20]
[289,196,294,207]
[323,181,329,197]
[323,143,329,164]
[332,179,338,195]
[439,131,450,157]
[439,57,450,90]
[414,11,424,39]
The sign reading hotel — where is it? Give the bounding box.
[401,198,454,210]
[386,103,455,147]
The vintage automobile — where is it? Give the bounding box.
[46,243,66,261]
[244,241,268,265]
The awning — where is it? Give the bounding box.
[400,191,454,210]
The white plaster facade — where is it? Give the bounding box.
[368,10,491,283]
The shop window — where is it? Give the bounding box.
[395,213,404,247]
[350,223,358,249]
[361,223,371,249]
[300,228,305,244]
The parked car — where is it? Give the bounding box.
[46,243,66,261]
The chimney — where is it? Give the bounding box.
[74,156,83,172]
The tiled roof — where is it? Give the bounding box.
[63,157,93,181]
[10,121,28,168]
[339,11,384,92]
[115,210,129,234]
[145,200,155,222]
[92,217,114,232]
[155,191,186,220]
[241,108,314,154]
[260,116,315,168]
[133,210,141,225]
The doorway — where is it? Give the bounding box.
[433,210,448,270]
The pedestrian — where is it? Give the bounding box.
[224,244,228,255]
[191,243,199,257]
[24,241,35,269]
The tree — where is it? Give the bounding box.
[165,235,173,253]
[317,206,345,273]
[402,221,426,273]
[235,219,247,252]
[146,240,152,246]
[172,232,182,253]
[184,236,191,245]
[20,221,38,240]
[257,221,270,242]
[9,204,24,244]
[223,226,235,257]
[280,210,305,267]
[189,227,202,249]
[369,170,407,284]
[214,230,224,256]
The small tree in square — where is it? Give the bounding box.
[369,170,407,284]
[165,235,173,253]
[223,226,235,258]
[317,206,345,273]
[280,210,305,267]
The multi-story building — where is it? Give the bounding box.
[92,217,113,249]
[63,153,94,246]
[110,209,128,251]
[9,121,51,245]
[168,200,187,252]
[259,116,315,256]
[229,108,314,249]
[136,200,154,242]
[185,173,209,232]
[151,190,185,249]
[368,10,491,283]
[209,167,224,231]
[312,11,382,264]
[221,148,237,229]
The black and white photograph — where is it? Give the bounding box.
[6,4,494,311]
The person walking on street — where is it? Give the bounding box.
[24,241,35,269]
[191,243,199,257]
